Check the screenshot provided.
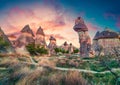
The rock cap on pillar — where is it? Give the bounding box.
[73,17,88,32]
[49,36,56,41]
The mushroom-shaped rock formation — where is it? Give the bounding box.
[49,36,56,41]
[73,17,88,32]
[73,17,92,57]
[48,36,57,55]
[60,41,69,51]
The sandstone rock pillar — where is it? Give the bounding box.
[73,17,91,57]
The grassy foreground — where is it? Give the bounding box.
[0,55,87,85]
[0,54,119,85]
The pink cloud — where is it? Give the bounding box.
[6,6,67,32]
[86,22,100,31]
[1,5,100,47]
[8,7,39,20]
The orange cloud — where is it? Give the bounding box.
[46,34,66,40]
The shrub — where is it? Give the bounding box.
[54,48,69,54]
[26,44,36,55]
[73,48,79,53]
[0,36,10,53]
[64,71,87,85]
[26,44,48,55]
[0,37,9,47]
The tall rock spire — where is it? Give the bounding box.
[73,17,92,57]
[16,25,35,48]
[36,26,45,36]
[21,25,34,37]
[35,26,46,47]
[48,36,57,55]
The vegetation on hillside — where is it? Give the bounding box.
[54,48,69,54]
[54,48,79,54]
[0,36,10,53]
[73,48,79,53]
[26,44,48,55]
[0,46,120,85]
[0,37,9,47]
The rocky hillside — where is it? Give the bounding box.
[0,27,15,53]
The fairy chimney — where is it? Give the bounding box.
[48,36,57,55]
[73,17,92,57]
[35,26,47,48]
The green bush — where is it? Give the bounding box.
[73,48,79,53]
[26,44,48,55]
[0,37,10,53]
[0,37,9,47]
[54,48,69,54]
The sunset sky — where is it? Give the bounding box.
[0,0,120,47]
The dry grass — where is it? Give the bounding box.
[0,61,87,85]
[16,68,45,85]
[38,59,56,68]
[0,57,19,67]
[64,71,87,85]
[0,54,88,85]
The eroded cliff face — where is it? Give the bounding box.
[93,29,120,55]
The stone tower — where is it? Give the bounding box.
[35,26,47,48]
[73,17,91,57]
[48,36,57,55]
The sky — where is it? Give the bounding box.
[0,0,120,47]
